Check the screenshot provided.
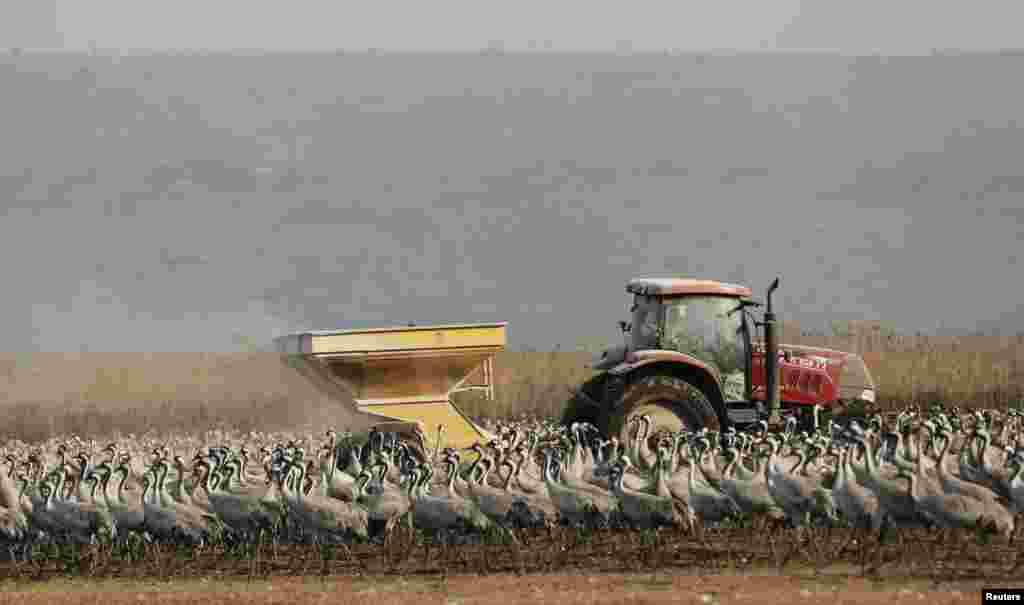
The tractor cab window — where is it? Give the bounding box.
[631,295,662,349]
[661,296,746,402]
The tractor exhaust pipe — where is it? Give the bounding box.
[764,278,780,419]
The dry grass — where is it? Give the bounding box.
[457,331,1024,421]
[0,329,1021,442]
[788,325,1024,408]
[466,351,595,419]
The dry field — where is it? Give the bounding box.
[0,573,987,605]
[0,329,1022,441]
[460,329,1024,420]
[0,352,373,442]
[0,334,1021,597]
[0,525,1016,602]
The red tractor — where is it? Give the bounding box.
[562,277,877,441]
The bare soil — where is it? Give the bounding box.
[0,526,1019,603]
[0,573,990,604]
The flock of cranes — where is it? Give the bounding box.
[2,406,1024,556]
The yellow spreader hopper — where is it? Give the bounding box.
[275,322,505,451]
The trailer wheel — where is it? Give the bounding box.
[609,375,719,447]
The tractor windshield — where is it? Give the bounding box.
[660,296,747,402]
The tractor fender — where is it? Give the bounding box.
[591,343,628,371]
[607,350,727,423]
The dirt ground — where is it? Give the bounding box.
[1,525,1021,595]
[0,572,995,605]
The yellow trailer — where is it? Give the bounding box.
[275,322,505,450]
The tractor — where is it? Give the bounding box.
[561,277,877,442]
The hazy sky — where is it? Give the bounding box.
[3,1,1024,352]
[5,0,1017,53]
[2,51,1022,352]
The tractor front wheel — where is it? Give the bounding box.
[609,375,720,449]
[561,374,607,430]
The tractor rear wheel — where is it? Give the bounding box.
[609,375,719,449]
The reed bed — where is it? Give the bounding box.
[459,331,1024,420]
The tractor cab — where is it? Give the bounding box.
[625,279,753,404]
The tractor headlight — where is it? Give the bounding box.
[860,389,876,403]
